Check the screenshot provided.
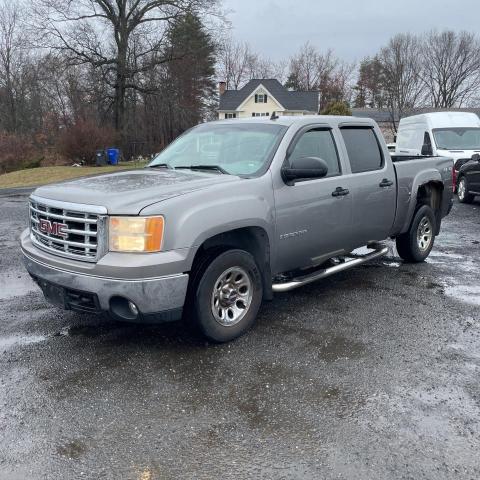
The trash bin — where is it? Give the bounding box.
[95,150,107,166]
[106,148,120,165]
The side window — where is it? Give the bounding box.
[424,132,432,147]
[396,128,413,149]
[340,127,383,173]
[289,129,341,177]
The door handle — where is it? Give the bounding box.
[379,178,394,188]
[332,187,350,197]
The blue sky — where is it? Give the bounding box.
[222,0,480,62]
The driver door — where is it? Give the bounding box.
[274,126,353,273]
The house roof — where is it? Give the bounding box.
[352,107,480,123]
[351,108,400,123]
[219,79,319,112]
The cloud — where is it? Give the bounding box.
[223,0,480,62]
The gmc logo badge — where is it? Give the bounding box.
[39,219,68,238]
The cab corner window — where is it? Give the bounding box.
[289,129,341,178]
[341,127,383,173]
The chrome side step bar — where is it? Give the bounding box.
[272,243,389,293]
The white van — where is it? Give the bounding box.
[395,112,480,168]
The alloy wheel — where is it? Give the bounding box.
[211,266,253,326]
[417,216,433,251]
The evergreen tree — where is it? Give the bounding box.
[167,12,216,134]
[320,101,352,116]
[353,56,386,108]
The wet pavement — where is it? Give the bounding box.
[1,191,479,479]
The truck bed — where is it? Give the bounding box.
[391,154,436,162]
[390,155,454,237]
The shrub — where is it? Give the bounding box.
[57,119,117,165]
[321,101,352,116]
[0,132,41,174]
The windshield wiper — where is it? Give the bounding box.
[147,163,173,169]
[175,165,229,174]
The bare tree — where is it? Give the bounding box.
[217,39,254,89]
[34,0,218,142]
[286,43,339,91]
[0,0,28,132]
[379,33,425,132]
[421,30,480,108]
[320,60,356,109]
[216,37,284,89]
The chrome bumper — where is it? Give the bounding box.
[22,250,189,321]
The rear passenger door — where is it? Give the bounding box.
[340,126,396,247]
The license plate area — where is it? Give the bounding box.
[33,277,101,313]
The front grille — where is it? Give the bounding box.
[29,197,106,262]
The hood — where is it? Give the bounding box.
[33,168,240,214]
[436,148,480,160]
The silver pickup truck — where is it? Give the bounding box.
[20,116,454,342]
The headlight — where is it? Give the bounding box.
[109,216,164,252]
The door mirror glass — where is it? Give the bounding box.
[282,156,328,184]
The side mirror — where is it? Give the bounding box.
[421,143,433,156]
[281,156,328,185]
[472,153,480,162]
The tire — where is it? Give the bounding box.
[396,205,436,263]
[457,176,475,204]
[188,249,263,343]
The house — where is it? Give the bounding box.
[218,79,319,119]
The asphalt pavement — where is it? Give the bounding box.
[1,190,479,480]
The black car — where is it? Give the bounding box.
[457,154,480,203]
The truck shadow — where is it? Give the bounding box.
[53,254,412,350]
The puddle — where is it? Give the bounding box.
[0,274,37,300]
[443,284,480,306]
[0,334,47,351]
[428,250,464,259]
[383,261,401,268]
[308,334,365,361]
[426,250,466,266]
[57,440,87,459]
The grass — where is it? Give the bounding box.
[0,162,148,189]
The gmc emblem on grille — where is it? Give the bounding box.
[38,219,68,238]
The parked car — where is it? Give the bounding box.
[457,153,480,203]
[21,116,454,342]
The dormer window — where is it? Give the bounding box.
[255,93,268,103]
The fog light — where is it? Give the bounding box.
[128,301,139,316]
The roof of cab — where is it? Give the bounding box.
[213,115,377,128]
[399,111,480,129]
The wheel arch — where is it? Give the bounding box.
[189,226,273,300]
[401,179,444,236]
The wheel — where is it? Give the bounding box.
[189,249,263,342]
[396,205,436,263]
[457,176,475,203]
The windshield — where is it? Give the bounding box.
[433,128,480,150]
[148,122,288,176]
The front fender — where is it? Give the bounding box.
[140,175,276,271]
